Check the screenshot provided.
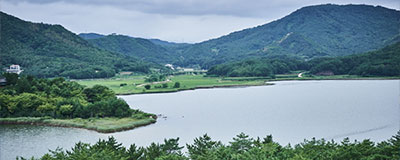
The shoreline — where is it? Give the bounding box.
[116,77,400,95]
[0,117,157,133]
[117,83,272,95]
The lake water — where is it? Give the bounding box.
[1,80,399,159]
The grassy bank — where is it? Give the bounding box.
[270,74,400,81]
[75,74,400,95]
[0,116,156,133]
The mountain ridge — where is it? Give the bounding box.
[2,4,399,74]
[77,4,400,69]
[174,4,400,68]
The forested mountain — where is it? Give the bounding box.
[208,42,400,77]
[176,4,400,68]
[1,4,398,77]
[0,12,152,79]
[79,4,400,69]
[80,34,180,64]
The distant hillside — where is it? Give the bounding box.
[0,12,152,79]
[207,55,308,77]
[177,4,400,68]
[79,34,190,64]
[80,34,181,64]
[208,42,400,77]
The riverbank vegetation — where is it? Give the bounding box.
[0,116,155,133]
[0,74,156,132]
[29,131,400,159]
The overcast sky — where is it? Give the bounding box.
[1,0,399,43]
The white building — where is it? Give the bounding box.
[6,65,23,74]
[165,64,174,70]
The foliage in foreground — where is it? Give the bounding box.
[0,74,143,119]
[22,131,400,160]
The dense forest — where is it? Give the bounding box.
[0,12,153,79]
[33,131,399,159]
[0,73,149,119]
[207,55,308,77]
[309,42,400,76]
[208,42,400,77]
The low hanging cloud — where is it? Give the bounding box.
[1,0,399,42]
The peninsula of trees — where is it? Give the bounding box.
[0,73,156,133]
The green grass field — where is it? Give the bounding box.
[74,76,147,94]
[75,74,400,95]
[0,117,156,133]
[76,74,269,94]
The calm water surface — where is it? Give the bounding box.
[1,80,399,159]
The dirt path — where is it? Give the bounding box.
[137,79,171,87]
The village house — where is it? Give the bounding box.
[6,64,23,74]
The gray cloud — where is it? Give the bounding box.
[4,0,399,18]
[1,0,399,42]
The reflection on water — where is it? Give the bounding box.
[1,80,399,159]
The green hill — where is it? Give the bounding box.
[80,33,190,65]
[80,34,179,64]
[0,12,152,79]
[177,4,400,68]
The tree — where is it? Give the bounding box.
[144,85,151,90]
[59,104,73,118]
[187,134,221,159]
[83,85,115,103]
[8,93,46,117]
[173,82,180,88]
[37,103,56,117]
[230,132,253,153]
[161,138,183,155]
